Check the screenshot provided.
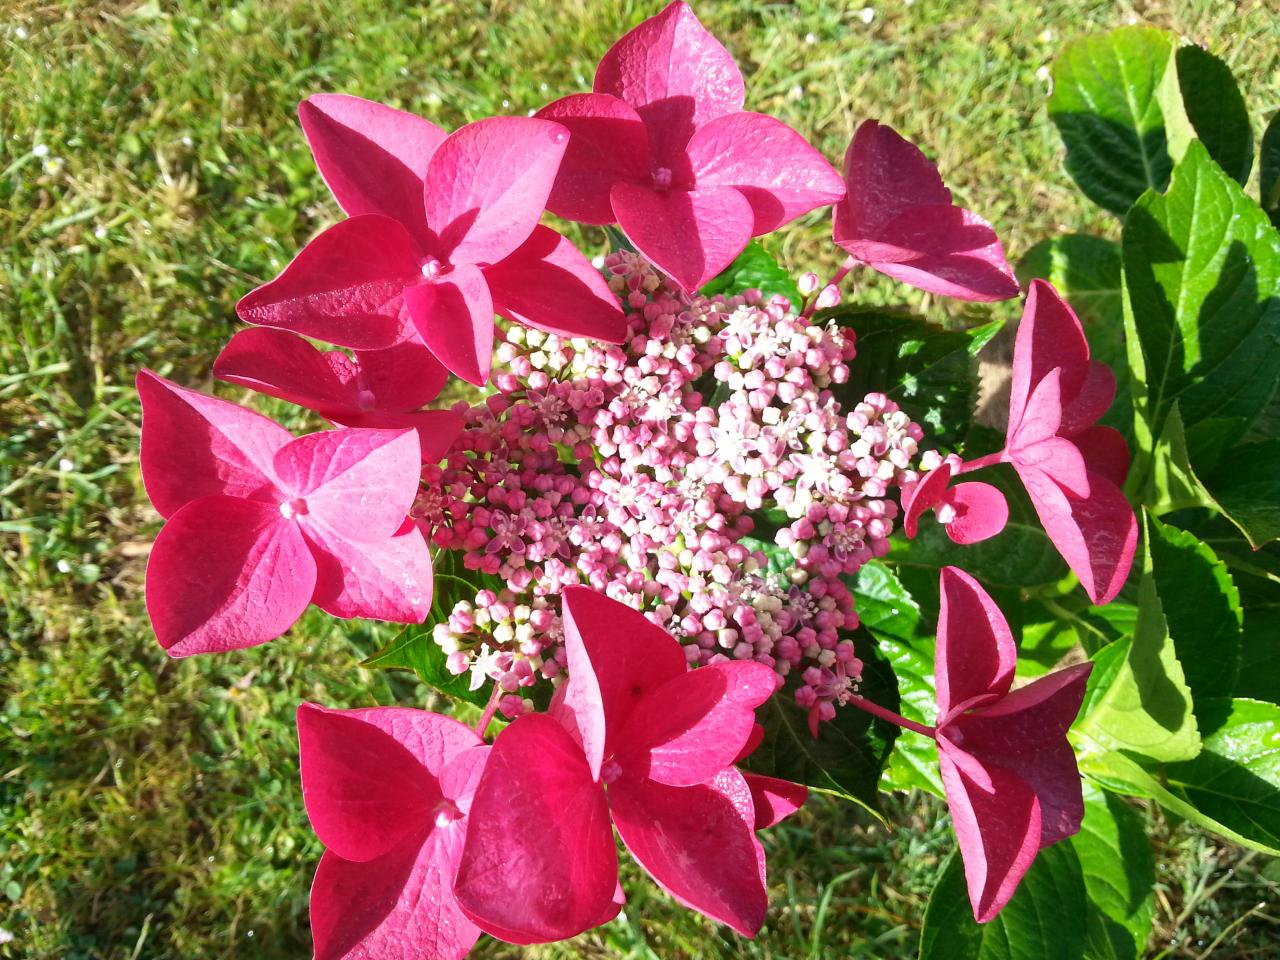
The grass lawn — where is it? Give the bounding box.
[3,1,1279,957]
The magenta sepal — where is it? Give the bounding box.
[454,586,798,942]
[833,120,1019,302]
[913,280,1138,604]
[239,101,625,385]
[537,2,843,291]
[1002,280,1138,604]
[297,703,488,960]
[902,462,1009,545]
[138,370,433,655]
[933,567,1092,922]
[214,328,462,461]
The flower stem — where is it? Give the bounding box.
[955,450,1005,475]
[828,254,860,290]
[474,683,503,739]
[800,255,860,319]
[846,695,936,739]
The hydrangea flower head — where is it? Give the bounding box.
[453,586,787,942]
[537,2,844,291]
[138,370,434,655]
[425,254,923,728]
[933,567,1092,922]
[834,120,1019,302]
[238,95,626,385]
[297,703,488,960]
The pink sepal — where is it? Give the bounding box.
[834,121,1018,302]
[483,225,626,344]
[299,93,446,238]
[145,495,315,657]
[236,215,421,350]
[610,767,767,937]
[453,713,619,944]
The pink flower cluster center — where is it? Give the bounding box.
[421,252,925,725]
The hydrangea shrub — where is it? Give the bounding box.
[135,6,1280,957]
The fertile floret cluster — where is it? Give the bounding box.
[420,252,925,724]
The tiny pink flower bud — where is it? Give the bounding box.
[813,284,842,310]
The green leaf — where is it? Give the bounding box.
[746,506,792,543]
[1146,514,1242,725]
[1074,524,1201,763]
[1262,111,1280,228]
[1017,235,1130,435]
[1163,510,1280,704]
[1198,440,1280,549]
[699,238,801,304]
[362,624,490,707]
[1021,597,1137,669]
[851,559,923,641]
[918,846,1087,960]
[1173,45,1253,186]
[847,562,942,796]
[1132,402,1214,513]
[1077,747,1280,856]
[1076,637,1129,723]
[1122,140,1280,464]
[1049,27,1179,216]
[1070,786,1155,960]
[1143,425,1280,550]
[1172,511,1280,591]
[889,465,1068,590]
[1017,235,1124,325]
[1238,600,1280,705]
[1245,387,1280,444]
[739,534,793,580]
[604,224,637,253]
[1086,602,1141,641]
[361,549,502,706]
[876,631,943,798]
[1164,698,1280,853]
[1016,615,1089,678]
[833,310,1003,449]
[742,639,899,815]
